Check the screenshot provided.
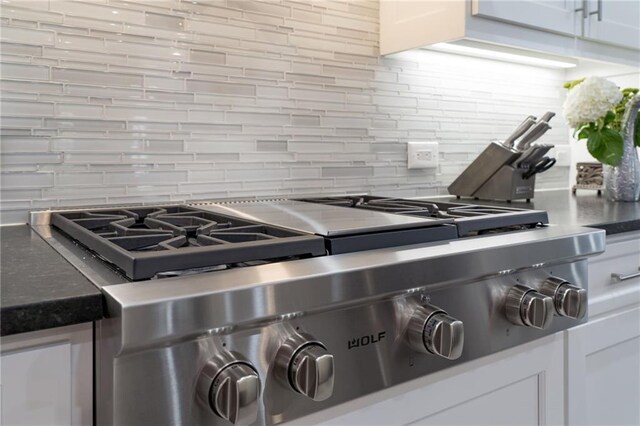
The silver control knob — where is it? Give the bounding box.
[505,284,554,329]
[407,304,464,360]
[198,353,260,426]
[289,344,334,401]
[275,334,334,401]
[540,276,587,319]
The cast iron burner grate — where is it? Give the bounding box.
[52,206,326,280]
[297,196,548,237]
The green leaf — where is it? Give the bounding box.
[603,110,615,125]
[577,126,591,140]
[586,128,624,166]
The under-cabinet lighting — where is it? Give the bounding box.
[429,42,578,69]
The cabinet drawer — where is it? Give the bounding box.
[588,231,640,317]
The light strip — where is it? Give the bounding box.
[430,42,577,69]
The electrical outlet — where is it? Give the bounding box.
[552,144,571,166]
[408,141,439,169]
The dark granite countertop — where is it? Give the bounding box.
[1,225,103,336]
[438,189,640,235]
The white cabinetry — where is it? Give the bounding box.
[565,231,640,426]
[472,0,579,36]
[300,334,565,425]
[567,306,640,426]
[587,230,640,318]
[380,0,639,65]
[0,323,93,426]
[582,0,640,50]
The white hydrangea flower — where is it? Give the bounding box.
[563,76,622,128]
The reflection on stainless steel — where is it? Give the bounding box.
[505,284,554,329]
[540,276,587,319]
[92,226,604,425]
[193,200,449,236]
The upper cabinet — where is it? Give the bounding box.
[581,0,640,50]
[380,0,640,66]
[473,0,579,36]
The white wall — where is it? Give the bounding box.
[0,0,571,224]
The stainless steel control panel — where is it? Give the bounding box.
[98,261,588,426]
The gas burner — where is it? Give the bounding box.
[51,205,326,280]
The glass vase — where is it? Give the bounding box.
[603,94,640,202]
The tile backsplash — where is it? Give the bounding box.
[0,0,570,224]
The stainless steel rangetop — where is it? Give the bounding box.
[191,200,449,236]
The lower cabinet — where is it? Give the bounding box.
[0,323,93,426]
[304,334,565,425]
[567,306,640,426]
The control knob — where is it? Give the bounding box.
[276,334,334,401]
[407,304,464,360]
[505,284,554,329]
[197,352,260,426]
[539,276,587,319]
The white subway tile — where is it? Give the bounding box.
[3,100,54,116]
[227,0,291,17]
[63,15,124,32]
[186,19,256,40]
[105,106,187,122]
[52,138,144,152]
[50,1,145,24]
[1,62,49,80]
[105,40,188,60]
[226,54,291,72]
[186,79,256,96]
[227,112,290,125]
[1,172,54,188]
[52,68,143,87]
[0,26,54,46]
[105,170,187,184]
[0,42,42,56]
[189,49,226,64]
[185,141,255,153]
[57,103,104,118]
[187,110,225,122]
[56,172,104,186]
[1,153,62,164]
[56,33,104,51]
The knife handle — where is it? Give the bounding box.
[504,116,537,148]
[539,111,556,123]
[516,121,551,151]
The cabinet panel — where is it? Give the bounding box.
[585,336,640,425]
[1,344,71,426]
[583,0,640,50]
[473,0,579,35]
[304,334,564,425]
[567,306,640,426]
[587,231,640,317]
[0,323,93,426]
[412,375,539,426]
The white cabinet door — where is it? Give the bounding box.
[567,306,640,426]
[300,333,564,425]
[587,231,640,318]
[583,0,640,49]
[0,323,93,426]
[472,0,580,36]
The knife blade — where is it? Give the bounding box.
[515,121,551,151]
[503,115,537,148]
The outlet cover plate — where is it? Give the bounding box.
[408,141,439,169]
